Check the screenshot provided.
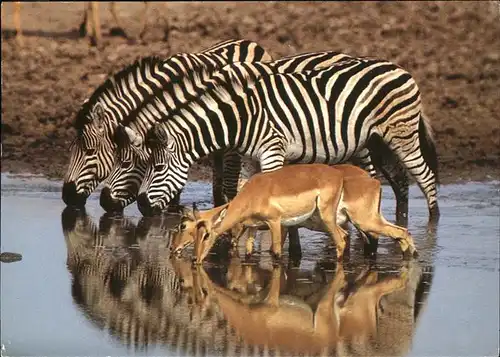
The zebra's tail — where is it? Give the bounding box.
[418,113,439,185]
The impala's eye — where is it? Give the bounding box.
[121,160,132,169]
[203,233,210,241]
[86,148,96,156]
[180,223,186,230]
[154,164,166,172]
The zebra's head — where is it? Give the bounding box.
[63,100,117,207]
[100,125,150,213]
[137,125,188,217]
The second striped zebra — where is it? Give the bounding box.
[136,58,440,222]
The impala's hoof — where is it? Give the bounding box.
[269,250,282,261]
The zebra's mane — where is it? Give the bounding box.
[118,57,219,129]
[74,56,166,131]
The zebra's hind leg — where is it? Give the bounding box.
[352,147,409,227]
[362,137,410,227]
[379,115,440,224]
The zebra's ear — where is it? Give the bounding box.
[152,124,170,145]
[124,126,143,147]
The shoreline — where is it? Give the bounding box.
[2,159,499,186]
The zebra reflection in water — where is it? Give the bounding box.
[61,208,434,355]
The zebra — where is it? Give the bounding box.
[136,58,440,223]
[100,61,281,212]
[101,51,395,216]
[62,39,273,209]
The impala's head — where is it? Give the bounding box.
[193,204,229,265]
[63,100,117,207]
[170,204,198,256]
[170,203,229,256]
[100,125,150,213]
[137,124,188,216]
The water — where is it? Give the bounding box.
[1,173,499,357]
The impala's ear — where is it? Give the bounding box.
[213,206,228,227]
[180,206,195,221]
[193,202,200,220]
[124,126,143,146]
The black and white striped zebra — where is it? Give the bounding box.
[102,51,357,213]
[62,39,273,209]
[136,58,440,222]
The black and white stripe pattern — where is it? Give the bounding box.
[62,39,273,209]
[103,51,365,213]
[137,58,440,221]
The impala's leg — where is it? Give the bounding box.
[245,227,257,257]
[263,265,282,306]
[315,262,346,330]
[139,1,149,39]
[318,192,347,261]
[349,186,418,258]
[267,219,283,262]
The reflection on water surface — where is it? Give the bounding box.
[1,176,498,356]
[62,207,433,356]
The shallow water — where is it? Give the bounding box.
[1,173,499,357]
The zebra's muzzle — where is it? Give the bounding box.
[100,187,125,213]
[137,193,162,217]
[61,206,87,233]
[62,182,88,207]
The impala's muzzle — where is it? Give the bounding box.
[137,193,163,217]
[62,182,88,207]
[99,187,125,213]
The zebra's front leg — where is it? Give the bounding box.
[221,150,245,202]
[211,150,226,206]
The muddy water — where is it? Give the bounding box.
[1,173,499,357]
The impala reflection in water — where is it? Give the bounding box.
[61,208,434,356]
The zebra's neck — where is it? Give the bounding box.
[166,82,278,169]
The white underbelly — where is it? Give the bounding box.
[242,194,349,233]
[281,204,318,227]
